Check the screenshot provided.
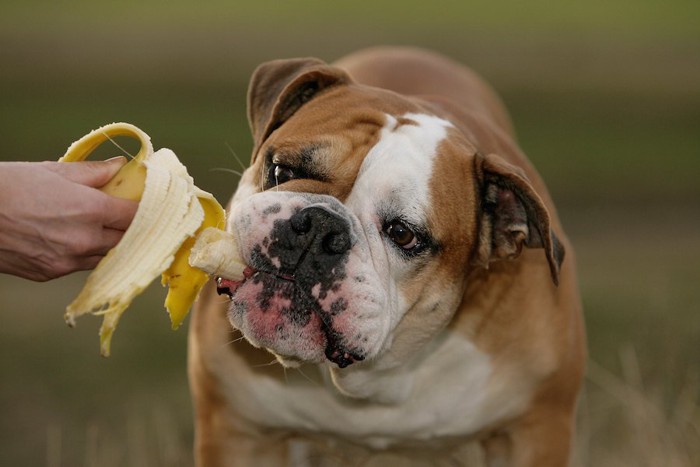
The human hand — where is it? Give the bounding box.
[0,158,138,281]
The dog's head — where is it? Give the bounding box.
[217,58,563,371]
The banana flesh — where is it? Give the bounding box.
[59,122,228,356]
[189,227,246,279]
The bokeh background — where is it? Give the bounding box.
[1,1,698,465]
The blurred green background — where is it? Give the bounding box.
[1,1,698,465]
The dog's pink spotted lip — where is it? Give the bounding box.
[216,267,296,298]
[216,266,256,297]
[216,267,364,368]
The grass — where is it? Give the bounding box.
[1,0,699,465]
[576,352,700,467]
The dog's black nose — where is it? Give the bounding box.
[289,205,352,256]
[262,204,353,290]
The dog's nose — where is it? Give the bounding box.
[261,204,353,285]
[290,205,352,256]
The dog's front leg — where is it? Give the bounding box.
[480,409,575,467]
[194,414,291,467]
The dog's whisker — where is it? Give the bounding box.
[260,161,266,191]
[229,334,248,345]
[252,359,281,369]
[210,167,243,178]
[217,334,249,352]
[294,366,319,387]
[225,141,248,172]
[213,297,234,305]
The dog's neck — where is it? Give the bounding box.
[325,355,416,405]
[323,329,489,406]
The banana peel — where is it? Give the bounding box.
[161,193,227,330]
[59,122,234,356]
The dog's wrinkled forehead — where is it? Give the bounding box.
[347,113,453,223]
[247,105,456,217]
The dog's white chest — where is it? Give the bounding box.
[229,331,530,449]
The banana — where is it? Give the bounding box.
[59,122,232,356]
[161,193,227,330]
[61,122,151,200]
[189,227,246,280]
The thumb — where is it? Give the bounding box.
[44,157,128,188]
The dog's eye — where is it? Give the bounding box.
[384,220,418,249]
[274,165,295,184]
[267,163,296,188]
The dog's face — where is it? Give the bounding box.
[217,59,563,370]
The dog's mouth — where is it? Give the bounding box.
[215,268,365,368]
[323,330,365,368]
[216,267,299,305]
[215,266,258,298]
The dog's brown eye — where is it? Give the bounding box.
[385,220,418,249]
[273,164,296,185]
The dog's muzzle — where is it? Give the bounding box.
[219,199,369,368]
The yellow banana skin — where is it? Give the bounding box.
[60,124,150,201]
[162,194,225,329]
[100,158,147,201]
[59,123,225,355]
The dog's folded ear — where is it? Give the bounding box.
[247,58,352,157]
[473,153,565,285]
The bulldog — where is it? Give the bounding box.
[188,46,585,466]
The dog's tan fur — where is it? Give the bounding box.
[189,47,585,466]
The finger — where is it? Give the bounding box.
[100,196,139,231]
[91,228,126,256]
[76,226,126,257]
[43,157,128,188]
[73,254,108,272]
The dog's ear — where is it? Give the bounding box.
[473,153,565,285]
[247,58,352,158]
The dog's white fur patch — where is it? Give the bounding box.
[349,113,452,228]
[223,330,505,450]
[344,113,453,330]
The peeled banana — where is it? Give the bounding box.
[189,227,246,279]
[59,122,231,356]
